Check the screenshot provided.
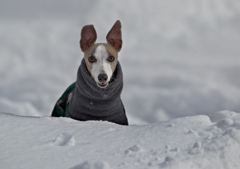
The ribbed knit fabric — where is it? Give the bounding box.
[68,59,128,125]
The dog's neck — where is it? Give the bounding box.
[68,59,128,125]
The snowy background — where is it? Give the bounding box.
[0,0,240,124]
[1,1,240,169]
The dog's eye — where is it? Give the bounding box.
[88,56,96,63]
[107,56,115,62]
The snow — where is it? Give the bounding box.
[1,1,240,168]
[0,0,240,124]
[1,110,240,169]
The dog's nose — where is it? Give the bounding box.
[98,73,108,82]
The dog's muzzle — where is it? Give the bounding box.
[98,73,108,88]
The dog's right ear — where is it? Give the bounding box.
[106,20,122,52]
[80,25,97,52]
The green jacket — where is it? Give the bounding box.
[51,83,76,117]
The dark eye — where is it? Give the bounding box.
[88,56,96,63]
[107,56,115,62]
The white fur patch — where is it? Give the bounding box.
[91,45,113,84]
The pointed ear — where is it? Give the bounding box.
[106,20,122,52]
[80,25,97,52]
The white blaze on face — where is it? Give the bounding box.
[91,44,113,83]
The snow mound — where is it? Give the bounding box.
[47,133,75,146]
[0,111,240,169]
[70,161,110,169]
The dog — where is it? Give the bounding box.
[52,20,128,125]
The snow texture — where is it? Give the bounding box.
[0,0,240,124]
[1,110,240,169]
[1,1,240,168]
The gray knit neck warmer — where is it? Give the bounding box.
[68,59,128,125]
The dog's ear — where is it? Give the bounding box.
[106,20,122,52]
[80,25,97,52]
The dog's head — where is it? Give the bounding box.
[79,20,122,88]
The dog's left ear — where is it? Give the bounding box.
[106,20,122,52]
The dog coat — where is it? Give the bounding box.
[51,59,128,125]
[51,82,75,117]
